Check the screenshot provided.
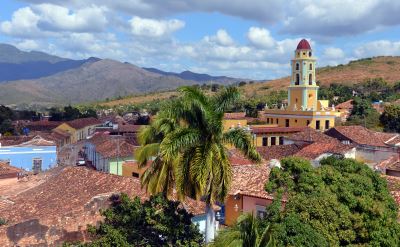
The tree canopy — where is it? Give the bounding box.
[265,157,400,246]
[380,104,400,133]
[75,193,203,247]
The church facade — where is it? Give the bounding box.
[263,39,338,130]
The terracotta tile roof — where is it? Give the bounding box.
[0,166,205,245]
[327,126,397,147]
[229,164,273,200]
[251,126,305,134]
[0,135,55,147]
[228,149,257,166]
[23,120,62,131]
[294,140,354,160]
[256,144,305,161]
[336,100,353,110]
[94,136,137,159]
[376,155,400,172]
[224,112,246,120]
[0,162,23,178]
[385,134,400,146]
[382,175,400,208]
[286,127,333,143]
[67,117,101,130]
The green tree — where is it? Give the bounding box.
[136,86,261,242]
[265,157,400,246]
[210,213,275,247]
[78,193,203,247]
[346,97,381,130]
[380,104,400,132]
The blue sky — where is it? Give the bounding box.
[1,0,400,79]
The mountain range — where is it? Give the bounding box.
[0,44,244,106]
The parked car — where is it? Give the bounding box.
[76,158,86,166]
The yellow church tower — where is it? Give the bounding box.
[263,39,339,131]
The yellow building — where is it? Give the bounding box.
[53,117,100,145]
[263,39,338,131]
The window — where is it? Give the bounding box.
[276,118,279,124]
[256,205,266,219]
[309,51,312,57]
[325,120,330,129]
[262,137,268,146]
[306,120,310,126]
[266,118,269,124]
[297,52,300,56]
[132,172,139,178]
[295,74,300,85]
[316,120,320,130]
[295,63,299,70]
[309,63,312,70]
[309,74,312,85]
[303,52,306,56]
[32,158,42,174]
[279,137,284,145]
[270,137,276,146]
[285,119,289,127]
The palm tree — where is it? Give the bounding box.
[136,86,261,242]
[210,213,275,247]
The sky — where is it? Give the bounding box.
[1,0,400,80]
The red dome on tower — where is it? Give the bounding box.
[296,39,311,50]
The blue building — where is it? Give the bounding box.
[0,135,57,173]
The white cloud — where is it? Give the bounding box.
[203,29,234,46]
[354,40,400,58]
[0,7,41,38]
[34,4,108,32]
[323,47,345,60]
[247,27,275,48]
[129,16,185,37]
[15,39,40,50]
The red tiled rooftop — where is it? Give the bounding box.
[294,140,354,160]
[257,144,305,161]
[224,112,246,120]
[0,162,23,177]
[95,137,137,159]
[229,164,273,200]
[327,126,397,147]
[67,117,101,129]
[228,149,258,166]
[336,100,353,110]
[287,127,333,143]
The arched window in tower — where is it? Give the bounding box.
[295,74,300,85]
[309,63,312,70]
[295,63,299,70]
[309,51,312,57]
[309,74,312,85]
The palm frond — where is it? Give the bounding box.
[134,143,159,167]
[212,87,240,113]
[160,127,202,162]
[223,128,261,162]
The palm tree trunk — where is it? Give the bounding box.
[205,203,216,243]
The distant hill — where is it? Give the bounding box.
[103,56,400,106]
[240,56,400,98]
[143,67,244,84]
[0,44,246,106]
[0,59,209,105]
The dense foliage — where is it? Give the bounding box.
[211,213,275,247]
[77,193,203,247]
[49,105,97,121]
[380,104,400,133]
[0,105,41,134]
[345,97,382,130]
[265,157,400,246]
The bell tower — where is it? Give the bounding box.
[288,39,318,111]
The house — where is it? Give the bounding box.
[122,160,150,178]
[335,99,353,121]
[0,135,57,173]
[375,156,400,177]
[250,126,304,147]
[325,126,399,166]
[53,117,101,145]
[0,166,208,246]
[84,133,137,175]
[224,162,275,226]
[22,120,62,132]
